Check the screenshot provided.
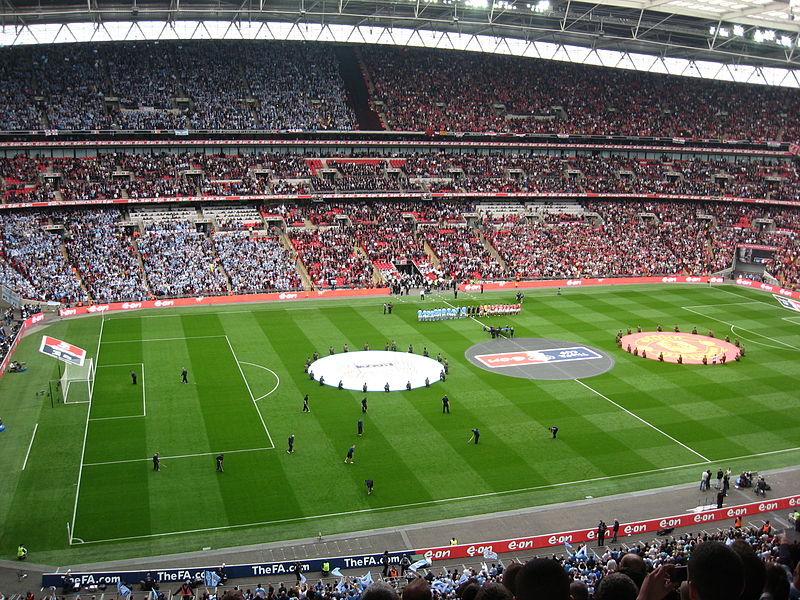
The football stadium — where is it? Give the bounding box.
[0,0,800,596]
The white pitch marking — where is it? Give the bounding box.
[681,301,763,309]
[69,312,104,543]
[447,298,707,460]
[83,446,273,467]
[575,380,710,462]
[682,306,800,351]
[224,336,275,449]
[101,335,228,344]
[67,444,800,545]
[442,299,483,326]
[239,362,281,402]
[21,423,38,470]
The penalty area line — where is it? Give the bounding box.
[225,336,275,449]
[21,423,38,470]
[83,447,273,467]
[70,444,800,545]
[682,306,800,351]
[101,335,228,344]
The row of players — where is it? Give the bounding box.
[416,304,523,322]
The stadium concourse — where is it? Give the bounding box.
[0,467,799,600]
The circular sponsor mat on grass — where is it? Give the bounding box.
[465,337,614,380]
[620,331,740,364]
[309,351,444,392]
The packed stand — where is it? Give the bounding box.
[137,221,228,297]
[289,229,374,289]
[60,209,148,302]
[361,46,800,140]
[213,232,301,293]
[2,153,800,204]
[0,212,86,303]
[0,41,355,131]
[424,228,505,281]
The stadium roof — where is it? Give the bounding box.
[0,0,798,84]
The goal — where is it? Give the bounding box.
[59,358,95,404]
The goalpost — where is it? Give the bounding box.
[58,358,96,404]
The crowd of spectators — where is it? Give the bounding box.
[0,212,87,303]
[289,228,374,289]
[370,525,796,600]
[360,46,800,140]
[65,524,798,600]
[0,196,798,303]
[61,209,149,302]
[137,220,228,297]
[0,304,38,367]
[2,41,800,139]
[213,232,301,293]
[0,41,355,131]
[4,153,798,205]
[313,162,413,192]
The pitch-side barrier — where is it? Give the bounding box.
[40,493,800,588]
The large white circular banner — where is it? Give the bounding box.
[309,351,444,392]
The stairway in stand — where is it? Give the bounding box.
[334,46,384,131]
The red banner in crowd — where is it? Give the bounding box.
[58,288,390,317]
[0,312,45,377]
[417,494,800,561]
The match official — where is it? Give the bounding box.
[181,367,188,383]
[130,370,137,385]
[216,453,224,472]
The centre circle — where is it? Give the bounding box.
[308,351,444,392]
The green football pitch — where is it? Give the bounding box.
[1,283,799,565]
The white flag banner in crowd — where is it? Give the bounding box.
[408,558,431,572]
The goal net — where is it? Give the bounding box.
[59,358,95,404]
